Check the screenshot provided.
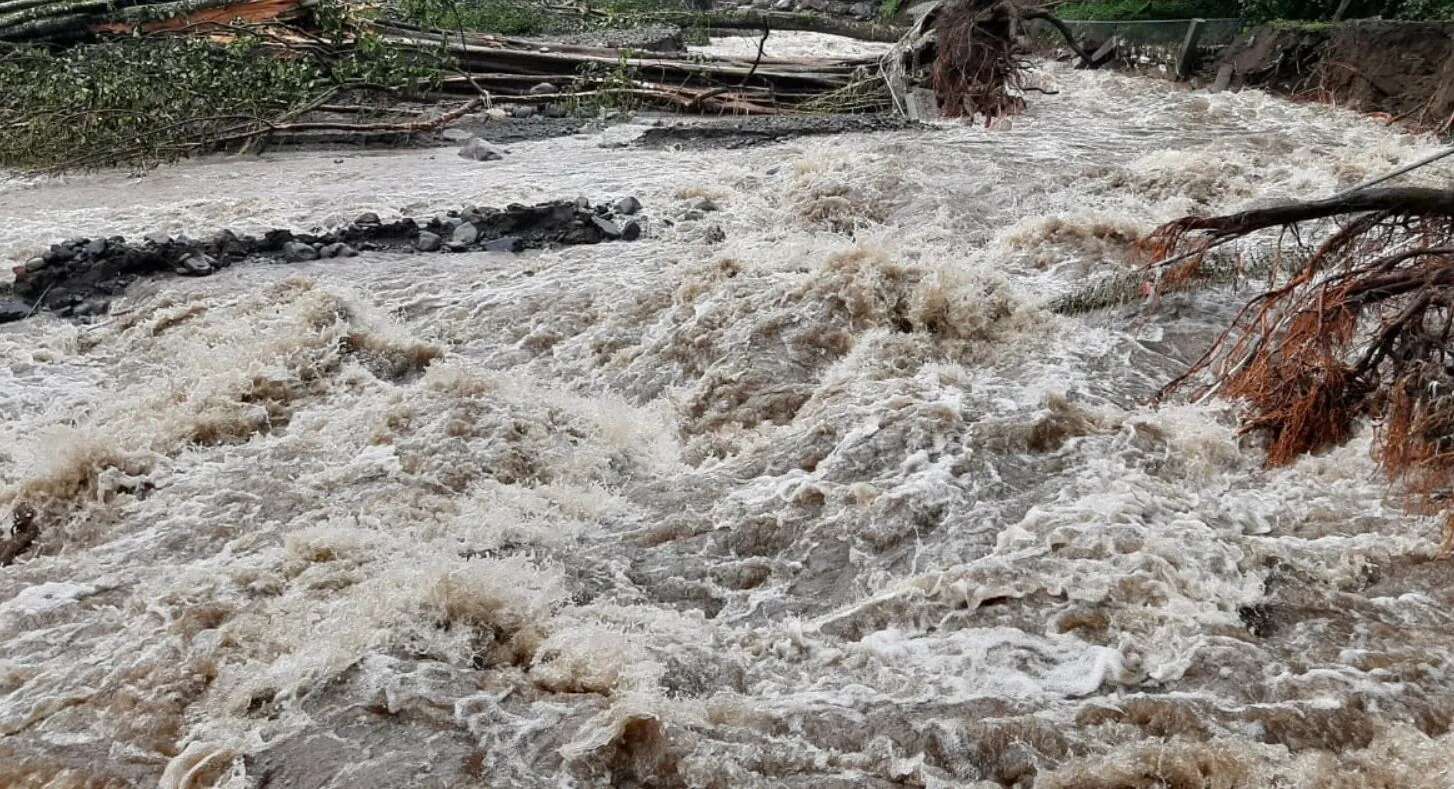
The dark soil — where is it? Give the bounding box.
[1217,21,1454,130]
[2,198,645,323]
[632,113,928,150]
[447,115,604,145]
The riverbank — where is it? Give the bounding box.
[1219,20,1454,131]
[1036,17,1454,133]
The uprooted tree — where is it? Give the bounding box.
[882,0,1092,122]
[1144,187,1454,542]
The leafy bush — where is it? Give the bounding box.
[391,0,701,36]
[1057,0,1243,21]
[0,18,441,172]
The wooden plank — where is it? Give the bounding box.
[1174,18,1203,82]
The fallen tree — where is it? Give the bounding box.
[884,0,1094,123]
[0,0,1095,171]
[1145,186,1454,542]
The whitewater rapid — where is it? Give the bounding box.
[3,50,1454,787]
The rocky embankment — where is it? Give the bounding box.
[0,197,646,323]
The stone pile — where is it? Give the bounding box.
[2,197,645,322]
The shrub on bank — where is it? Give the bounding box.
[0,28,441,172]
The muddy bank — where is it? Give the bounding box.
[2,198,645,322]
[1218,21,1454,129]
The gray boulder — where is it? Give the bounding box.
[283,242,319,262]
[174,253,215,276]
[0,298,30,323]
[416,232,443,252]
[451,222,481,246]
[458,137,505,162]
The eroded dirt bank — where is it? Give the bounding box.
[1218,20,1454,130]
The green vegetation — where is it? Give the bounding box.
[0,6,442,172]
[879,0,905,20]
[1057,0,1241,21]
[1057,0,1454,21]
[391,0,702,37]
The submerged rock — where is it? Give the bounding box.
[283,242,319,262]
[458,137,505,162]
[0,297,29,323]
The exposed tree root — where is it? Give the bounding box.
[929,0,1091,123]
[1146,188,1454,542]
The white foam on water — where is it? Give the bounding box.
[4,44,1454,787]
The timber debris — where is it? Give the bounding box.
[0,0,1092,172]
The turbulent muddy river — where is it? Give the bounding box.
[4,45,1454,787]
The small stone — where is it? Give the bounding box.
[451,222,480,246]
[174,253,215,276]
[850,1,873,16]
[72,298,110,318]
[508,104,537,119]
[416,232,443,252]
[692,197,719,212]
[592,216,623,239]
[682,210,705,222]
[458,137,505,162]
[320,242,353,258]
[283,241,319,262]
[0,298,30,323]
[23,257,47,272]
[355,211,381,226]
[529,82,558,96]
[441,127,472,142]
[84,238,108,257]
[706,225,726,244]
[542,103,568,119]
[620,220,642,241]
[613,196,642,216]
[144,232,171,246]
[482,236,523,253]
[773,0,793,9]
